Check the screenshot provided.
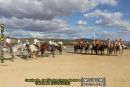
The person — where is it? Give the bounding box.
[54,42,58,46]
[6,37,12,53]
[51,41,55,45]
[17,39,21,45]
[6,37,11,46]
[58,40,63,46]
[117,38,123,49]
[114,39,118,46]
[49,40,52,45]
[79,39,83,45]
[119,38,123,45]
[95,40,100,45]
[25,40,30,46]
[34,38,37,45]
[86,40,89,44]
[91,40,95,45]
[107,38,110,43]
[101,40,104,45]
[107,38,111,47]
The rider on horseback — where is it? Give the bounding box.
[33,38,40,52]
[58,40,63,46]
[78,39,83,47]
[17,39,22,45]
[117,38,123,51]
[25,39,30,48]
[107,38,111,48]
[48,40,54,51]
[6,36,12,53]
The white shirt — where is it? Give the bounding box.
[18,40,21,43]
[51,41,54,45]
[49,41,52,45]
[34,39,37,44]
[6,38,11,44]
[54,42,58,46]
[26,40,30,44]
[117,41,121,46]
[58,41,63,45]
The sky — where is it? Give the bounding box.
[0,0,130,40]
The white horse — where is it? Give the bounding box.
[28,44,39,58]
[12,43,38,58]
[118,44,124,55]
[1,44,14,61]
[12,43,25,58]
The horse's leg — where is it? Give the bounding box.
[32,51,34,58]
[85,48,87,54]
[27,50,30,58]
[107,48,109,55]
[51,48,55,58]
[61,48,62,54]
[35,50,39,57]
[41,50,44,57]
[59,49,62,55]
[74,47,76,53]
[121,49,123,55]
[113,47,115,54]
[41,51,43,57]
[52,51,55,58]
[87,48,89,54]
[116,47,118,55]
[57,49,58,54]
[91,49,93,54]
[11,52,14,62]
[108,48,110,55]
[103,49,104,55]
[95,48,97,55]
[76,49,78,53]
[80,49,82,53]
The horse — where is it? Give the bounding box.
[98,43,107,55]
[115,43,124,55]
[24,44,39,58]
[89,43,94,54]
[84,42,90,54]
[55,44,63,54]
[94,44,100,55]
[0,43,14,61]
[12,43,25,58]
[40,42,56,58]
[107,41,124,56]
[74,44,84,54]
[108,42,115,55]
[12,43,38,58]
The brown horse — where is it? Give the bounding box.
[55,44,63,54]
[40,42,56,58]
[84,41,90,54]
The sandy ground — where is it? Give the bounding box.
[0,48,130,87]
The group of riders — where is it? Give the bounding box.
[74,38,125,55]
[0,37,63,59]
[0,37,125,62]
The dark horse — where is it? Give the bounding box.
[84,42,90,54]
[74,44,84,54]
[40,42,56,58]
[98,43,107,55]
[55,44,63,54]
[90,42,107,55]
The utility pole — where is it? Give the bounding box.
[93,27,96,44]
